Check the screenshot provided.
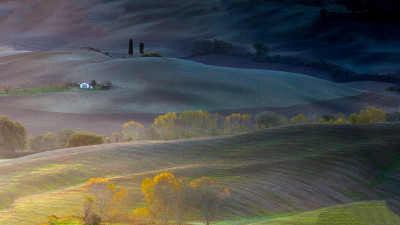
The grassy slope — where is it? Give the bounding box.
[248,201,400,225]
[0,124,400,224]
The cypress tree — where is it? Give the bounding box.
[140,42,144,54]
[129,39,133,55]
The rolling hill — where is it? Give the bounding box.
[0,50,367,135]
[1,0,400,74]
[0,123,399,224]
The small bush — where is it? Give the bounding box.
[65,131,104,148]
[141,52,162,57]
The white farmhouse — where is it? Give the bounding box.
[80,82,93,89]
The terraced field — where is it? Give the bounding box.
[0,123,400,224]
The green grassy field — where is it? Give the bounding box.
[0,84,79,97]
[0,124,400,224]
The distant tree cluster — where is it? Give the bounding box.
[151,111,252,140]
[28,129,105,151]
[255,107,388,126]
[1,106,394,159]
[349,107,387,124]
[192,39,234,55]
[251,44,399,83]
[28,129,75,152]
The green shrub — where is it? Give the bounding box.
[65,131,104,148]
[0,116,26,154]
[255,111,281,128]
[141,52,162,57]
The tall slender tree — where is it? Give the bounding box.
[129,39,133,56]
[140,42,144,54]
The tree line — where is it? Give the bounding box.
[1,107,398,157]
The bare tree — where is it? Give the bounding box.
[170,177,190,225]
[19,79,31,92]
[189,177,230,225]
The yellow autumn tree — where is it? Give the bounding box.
[153,112,178,140]
[224,113,252,135]
[141,172,177,224]
[122,121,144,141]
[366,106,386,123]
[112,188,129,222]
[190,177,230,225]
[83,178,129,223]
[178,110,215,137]
[140,177,160,224]
[132,206,154,225]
